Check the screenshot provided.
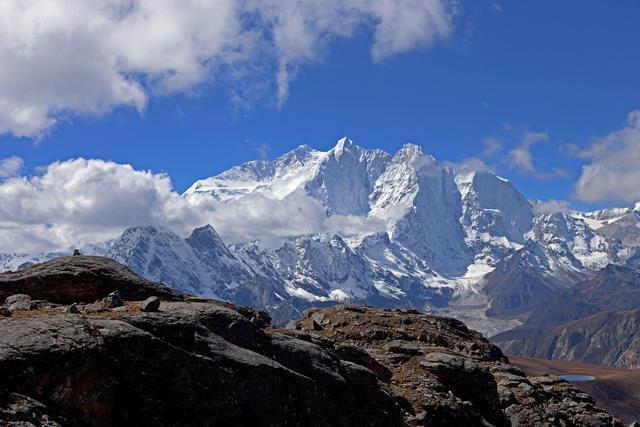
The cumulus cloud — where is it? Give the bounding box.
[574,110,640,203]
[506,131,549,174]
[0,0,458,138]
[0,158,203,252]
[448,157,494,177]
[0,156,24,178]
[505,131,568,179]
[0,158,388,252]
[186,188,387,248]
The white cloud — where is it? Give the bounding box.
[0,156,24,178]
[256,144,270,160]
[448,157,494,177]
[186,188,387,248]
[506,131,549,174]
[532,199,572,215]
[366,0,457,62]
[505,131,568,179]
[0,0,458,138]
[574,110,640,203]
[0,158,203,252]
[0,158,387,252]
[481,136,502,157]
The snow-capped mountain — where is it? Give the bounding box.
[186,138,535,276]
[106,225,256,299]
[4,138,640,333]
[182,138,640,329]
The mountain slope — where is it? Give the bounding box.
[493,265,640,367]
[501,309,640,368]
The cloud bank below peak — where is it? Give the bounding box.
[0,157,388,253]
[0,0,458,138]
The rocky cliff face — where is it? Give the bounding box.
[0,257,621,426]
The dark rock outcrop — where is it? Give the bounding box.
[295,306,621,426]
[0,256,183,304]
[140,296,160,312]
[103,290,124,308]
[0,301,405,426]
[0,257,404,426]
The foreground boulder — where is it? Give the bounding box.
[4,294,32,311]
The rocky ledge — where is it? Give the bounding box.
[295,307,622,426]
[0,256,183,304]
[0,257,623,426]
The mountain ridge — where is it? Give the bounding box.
[3,138,640,335]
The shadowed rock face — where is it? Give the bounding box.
[0,256,622,426]
[0,303,405,426]
[0,256,183,303]
[0,256,405,426]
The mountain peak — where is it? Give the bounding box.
[121,225,176,238]
[290,144,315,158]
[189,224,223,241]
[396,143,425,160]
[335,136,353,147]
[393,143,433,170]
[333,137,357,157]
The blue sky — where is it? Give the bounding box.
[1,0,640,213]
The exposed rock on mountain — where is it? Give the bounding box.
[0,256,621,426]
[493,265,640,368]
[507,264,640,332]
[499,309,640,369]
[482,210,616,318]
[483,240,570,317]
